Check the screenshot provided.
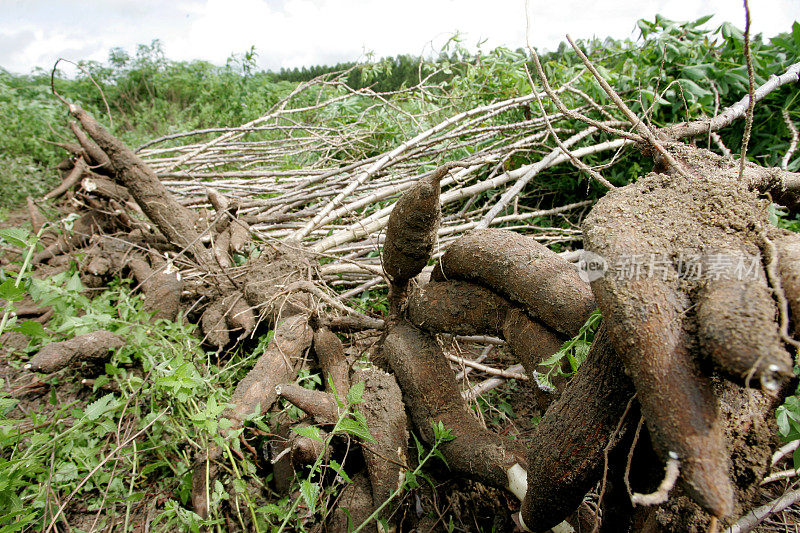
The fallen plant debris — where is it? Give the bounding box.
[2,17,800,532]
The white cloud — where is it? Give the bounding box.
[0,0,797,74]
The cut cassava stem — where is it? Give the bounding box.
[432,228,595,336]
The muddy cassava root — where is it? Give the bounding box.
[226,314,313,427]
[407,280,565,380]
[520,325,635,532]
[382,166,447,285]
[382,319,526,488]
[27,330,125,373]
[432,228,595,336]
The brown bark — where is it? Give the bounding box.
[382,166,445,284]
[276,383,340,423]
[228,219,251,254]
[352,367,408,509]
[328,472,375,532]
[43,156,87,200]
[128,255,183,322]
[66,105,223,282]
[68,121,111,170]
[775,232,800,331]
[200,297,230,348]
[630,382,784,532]
[32,210,114,264]
[407,280,565,382]
[595,276,733,517]
[26,197,46,234]
[80,174,131,203]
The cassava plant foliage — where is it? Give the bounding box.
[2,14,800,533]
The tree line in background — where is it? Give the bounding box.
[0,15,798,208]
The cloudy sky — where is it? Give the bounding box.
[1,0,798,74]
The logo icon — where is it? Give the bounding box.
[577,251,607,283]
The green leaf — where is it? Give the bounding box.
[540,349,565,367]
[338,417,374,442]
[432,420,454,442]
[140,460,169,477]
[125,492,145,503]
[232,478,246,494]
[0,279,26,302]
[84,393,119,421]
[292,425,322,442]
[346,381,365,405]
[0,397,18,416]
[682,65,710,82]
[329,459,352,483]
[677,79,709,100]
[300,479,319,514]
[65,273,83,293]
[793,21,800,50]
[692,14,713,27]
[326,374,339,401]
[0,228,31,248]
[412,432,425,461]
[11,320,45,339]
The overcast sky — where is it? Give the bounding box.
[1,0,798,75]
